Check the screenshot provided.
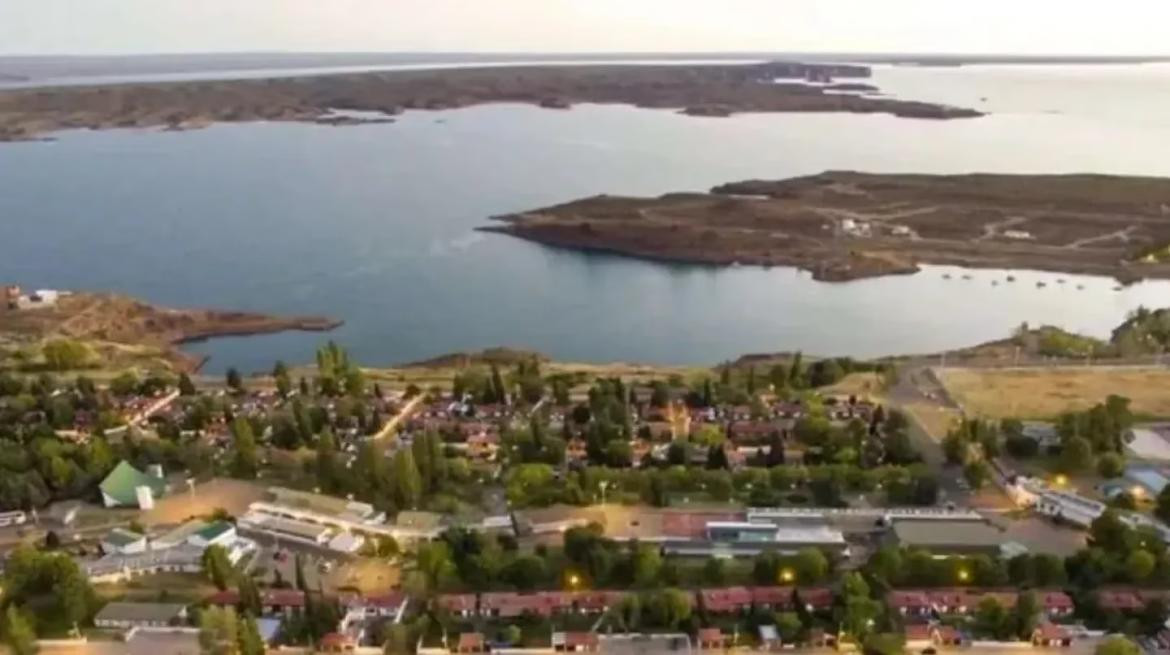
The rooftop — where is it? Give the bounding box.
[104,527,146,547]
[193,520,234,542]
[100,460,166,506]
[892,519,1004,549]
[94,601,186,624]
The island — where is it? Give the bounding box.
[483,171,1170,282]
[0,61,981,142]
[0,289,341,372]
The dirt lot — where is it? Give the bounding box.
[139,478,267,526]
[938,366,1170,419]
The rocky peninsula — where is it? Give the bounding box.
[0,291,341,372]
[0,61,980,141]
[484,171,1170,283]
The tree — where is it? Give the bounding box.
[963,460,990,489]
[238,613,266,655]
[1033,553,1068,586]
[383,623,413,655]
[1126,549,1156,582]
[863,633,905,655]
[644,588,692,629]
[392,448,424,509]
[503,625,522,646]
[1014,591,1041,640]
[1096,636,1140,655]
[1089,510,1134,552]
[42,338,91,371]
[842,571,870,599]
[632,544,663,587]
[315,427,338,492]
[842,595,882,641]
[226,367,243,393]
[793,548,829,583]
[416,541,456,592]
[202,544,235,590]
[1060,436,1093,473]
[1097,452,1125,479]
[230,417,258,478]
[974,597,1011,640]
[703,558,726,585]
[775,611,804,644]
[198,606,240,655]
[3,606,36,655]
[178,372,197,396]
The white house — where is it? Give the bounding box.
[186,521,237,549]
[102,528,148,555]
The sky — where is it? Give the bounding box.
[1,0,1168,57]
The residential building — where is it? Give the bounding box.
[187,521,237,549]
[102,528,148,555]
[100,460,167,508]
[1033,623,1073,648]
[93,602,188,630]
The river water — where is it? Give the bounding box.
[2,63,1169,373]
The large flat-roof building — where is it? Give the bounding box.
[888,519,1007,556]
[94,602,188,630]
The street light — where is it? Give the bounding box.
[568,573,581,589]
[780,569,795,583]
[1053,475,1067,487]
[957,569,970,583]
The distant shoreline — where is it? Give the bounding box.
[0,60,981,142]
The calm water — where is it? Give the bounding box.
[2,64,1170,373]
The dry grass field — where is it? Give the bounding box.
[823,372,886,400]
[938,366,1170,419]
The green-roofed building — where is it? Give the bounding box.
[100,460,167,508]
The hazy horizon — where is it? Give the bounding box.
[3,0,1169,57]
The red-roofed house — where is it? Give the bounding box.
[340,592,409,619]
[750,586,794,610]
[1033,623,1072,648]
[437,594,477,618]
[261,589,306,615]
[1037,590,1075,617]
[981,591,1019,609]
[572,591,627,614]
[697,628,726,649]
[700,587,753,613]
[553,632,600,652]
[929,589,975,615]
[797,587,833,612]
[1098,589,1145,612]
[206,589,241,608]
[888,590,932,617]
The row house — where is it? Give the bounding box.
[700,587,832,614]
[444,591,629,620]
[206,588,307,617]
[1098,588,1170,613]
[338,591,409,620]
[904,624,963,650]
[888,589,1073,618]
[436,594,477,618]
